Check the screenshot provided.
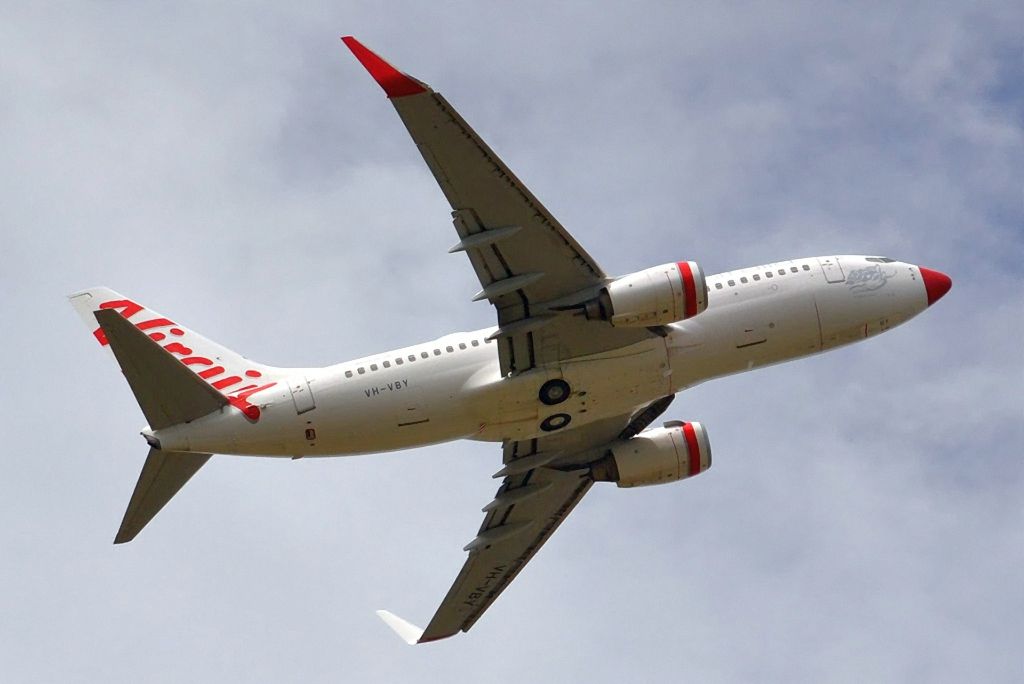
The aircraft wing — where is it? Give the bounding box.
[377,401,674,643]
[343,37,651,375]
[415,465,594,643]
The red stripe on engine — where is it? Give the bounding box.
[676,261,697,318]
[682,422,702,477]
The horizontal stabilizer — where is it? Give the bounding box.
[95,309,227,430]
[115,449,211,544]
[376,610,425,645]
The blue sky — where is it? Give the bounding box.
[2,2,1021,681]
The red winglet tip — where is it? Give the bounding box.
[341,36,428,98]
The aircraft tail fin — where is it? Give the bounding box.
[95,308,229,430]
[68,286,277,371]
[69,288,287,543]
[90,306,226,543]
[69,287,285,426]
[115,449,211,544]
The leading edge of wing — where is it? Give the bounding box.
[341,36,430,98]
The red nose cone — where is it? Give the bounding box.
[919,267,952,306]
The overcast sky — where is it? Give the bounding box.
[2,2,1022,682]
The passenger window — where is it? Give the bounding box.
[802,264,810,271]
[471,340,480,347]
[753,274,760,281]
[778,269,785,276]
[345,370,353,378]
[446,345,454,353]
[408,355,416,362]
[715,282,723,289]
[434,349,441,356]
[421,352,429,359]
[740,277,748,284]
[790,267,798,273]
[357,367,366,375]
[395,358,403,365]
[459,343,467,350]
[370,363,378,371]
[765,272,773,278]
[728,279,735,286]
[383,360,391,368]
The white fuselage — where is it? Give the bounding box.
[152,256,931,457]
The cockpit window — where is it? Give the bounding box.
[865,257,896,263]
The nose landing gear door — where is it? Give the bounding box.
[288,376,316,415]
[818,257,846,283]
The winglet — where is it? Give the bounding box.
[376,610,425,645]
[341,36,429,98]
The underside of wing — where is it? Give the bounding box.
[342,37,652,375]
[376,398,677,643]
[417,466,593,642]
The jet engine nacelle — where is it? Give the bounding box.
[585,261,708,327]
[591,421,712,488]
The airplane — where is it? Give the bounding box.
[69,36,952,644]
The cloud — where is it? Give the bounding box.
[1,2,1020,682]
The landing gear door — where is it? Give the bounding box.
[288,376,316,415]
[818,257,846,283]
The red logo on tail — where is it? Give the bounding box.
[92,299,276,420]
